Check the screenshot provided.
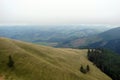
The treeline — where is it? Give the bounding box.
[87,48,120,80]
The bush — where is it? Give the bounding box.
[80,65,90,74]
[7,55,14,68]
[86,65,90,72]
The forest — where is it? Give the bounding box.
[87,48,120,80]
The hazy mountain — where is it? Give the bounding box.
[0,25,119,54]
[89,27,120,54]
[55,26,120,55]
[0,25,112,47]
[99,27,120,40]
[89,39,120,53]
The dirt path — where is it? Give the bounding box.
[0,75,4,80]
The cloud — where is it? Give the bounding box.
[0,0,120,25]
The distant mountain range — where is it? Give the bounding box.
[56,26,120,54]
[0,25,111,47]
[0,25,120,54]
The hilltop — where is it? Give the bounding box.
[0,37,111,80]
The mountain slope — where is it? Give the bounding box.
[89,39,120,54]
[58,27,120,48]
[0,37,111,80]
[89,27,120,54]
[99,27,120,40]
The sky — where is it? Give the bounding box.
[0,0,120,25]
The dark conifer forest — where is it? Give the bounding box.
[87,48,120,80]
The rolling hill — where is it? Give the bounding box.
[0,37,111,80]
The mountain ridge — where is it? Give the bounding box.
[89,27,120,54]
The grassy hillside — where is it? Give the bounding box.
[0,37,111,80]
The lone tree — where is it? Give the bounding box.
[7,55,14,68]
[88,49,91,54]
[86,65,90,72]
[80,65,86,73]
[80,65,90,74]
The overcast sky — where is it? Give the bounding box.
[0,0,120,25]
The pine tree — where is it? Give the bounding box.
[7,55,14,68]
[86,65,90,72]
[88,49,91,54]
[80,65,83,72]
[80,65,86,73]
